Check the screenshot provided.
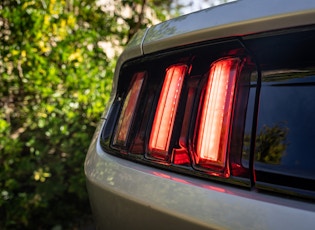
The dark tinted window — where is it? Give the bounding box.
[256,71,315,178]
[244,27,315,198]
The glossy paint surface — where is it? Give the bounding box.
[143,0,315,54]
[85,122,315,229]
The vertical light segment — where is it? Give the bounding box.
[149,65,187,159]
[113,71,146,147]
[196,58,240,167]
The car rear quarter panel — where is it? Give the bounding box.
[143,0,315,54]
[85,122,315,230]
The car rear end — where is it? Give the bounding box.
[85,1,315,229]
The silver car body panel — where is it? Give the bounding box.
[143,0,315,54]
[85,0,315,229]
[86,122,315,229]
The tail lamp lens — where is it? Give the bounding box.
[148,65,188,160]
[195,58,241,171]
[113,71,146,147]
[108,54,247,182]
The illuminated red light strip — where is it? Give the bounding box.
[113,71,146,146]
[196,58,240,167]
[149,65,187,158]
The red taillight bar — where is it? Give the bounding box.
[113,71,146,147]
[148,64,188,160]
[195,58,241,172]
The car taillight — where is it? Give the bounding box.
[148,65,188,161]
[193,58,241,176]
[103,41,251,186]
[101,29,315,200]
[113,71,146,149]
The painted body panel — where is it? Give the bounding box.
[85,122,315,229]
[143,0,315,53]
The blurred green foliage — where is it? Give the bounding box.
[0,0,173,228]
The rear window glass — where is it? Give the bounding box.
[243,28,315,197]
[255,70,315,179]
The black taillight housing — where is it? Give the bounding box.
[100,26,315,201]
[100,39,254,187]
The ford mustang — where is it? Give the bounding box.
[85,0,315,229]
